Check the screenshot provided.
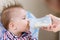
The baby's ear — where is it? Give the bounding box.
[9,22,16,30]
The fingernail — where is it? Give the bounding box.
[49,26,51,29]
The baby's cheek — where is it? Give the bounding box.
[23,21,29,30]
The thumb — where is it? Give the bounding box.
[48,14,60,24]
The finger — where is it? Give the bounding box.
[48,14,60,23]
[42,26,51,31]
[41,27,47,30]
[50,24,57,32]
[48,14,57,23]
[52,24,57,28]
[46,25,54,31]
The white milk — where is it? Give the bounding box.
[29,16,52,29]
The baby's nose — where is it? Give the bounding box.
[26,19,29,23]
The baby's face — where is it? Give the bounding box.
[7,7,30,32]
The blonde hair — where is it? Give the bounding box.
[1,0,23,30]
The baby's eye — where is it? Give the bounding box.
[22,17,26,19]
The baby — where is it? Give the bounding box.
[1,5,36,40]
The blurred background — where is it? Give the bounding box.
[16,0,60,18]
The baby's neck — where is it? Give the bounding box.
[8,30,22,37]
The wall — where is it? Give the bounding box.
[17,0,54,18]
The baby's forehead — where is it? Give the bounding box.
[3,7,27,17]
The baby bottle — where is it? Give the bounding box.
[29,16,52,29]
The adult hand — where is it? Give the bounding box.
[41,14,60,32]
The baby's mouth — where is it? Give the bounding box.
[26,23,30,31]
